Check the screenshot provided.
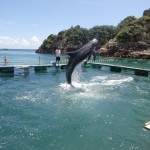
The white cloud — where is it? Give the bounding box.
[0,36,41,49]
[20,39,30,46]
[30,36,40,45]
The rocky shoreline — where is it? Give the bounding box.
[98,39,150,59]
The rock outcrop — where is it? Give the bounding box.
[98,38,150,59]
[143,8,150,16]
[98,8,150,59]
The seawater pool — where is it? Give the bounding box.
[0,49,150,150]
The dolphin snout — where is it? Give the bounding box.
[92,39,98,45]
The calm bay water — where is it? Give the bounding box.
[0,49,150,150]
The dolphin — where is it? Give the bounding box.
[66,38,98,86]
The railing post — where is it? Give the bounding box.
[39,56,40,65]
[4,55,7,66]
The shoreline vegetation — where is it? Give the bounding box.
[36,8,150,59]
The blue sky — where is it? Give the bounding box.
[0,0,149,49]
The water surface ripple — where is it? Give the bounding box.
[0,50,150,150]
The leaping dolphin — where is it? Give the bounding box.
[66,38,98,86]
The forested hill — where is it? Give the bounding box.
[35,25,116,54]
[36,8,150,59]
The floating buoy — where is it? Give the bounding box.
[110,66,122,72]
[134,70,148,77]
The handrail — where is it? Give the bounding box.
[0,55,150,70]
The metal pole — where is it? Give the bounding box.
[39,56,40,65]
[4,55,7,66]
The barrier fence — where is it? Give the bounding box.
[0,55,150,78]
[0,55,115,66]
[0,55,150,70]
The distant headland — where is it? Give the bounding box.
[0,48,8,50]
[36,8,150,59]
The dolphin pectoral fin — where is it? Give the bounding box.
[66,50,78,57]
[67,52,77,57]
[66,47,82,58]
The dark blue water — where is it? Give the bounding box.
[0,49,150,150]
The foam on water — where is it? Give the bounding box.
[59,61,134,98]
[102,76,133,86]
[60,71,133,90]
[59,70,134,102]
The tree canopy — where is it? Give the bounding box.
[116,15,150,43]
[36,25,117,53]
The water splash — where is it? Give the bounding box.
[72,62,84,84]
[101,76,133,86]
[59,72,134,102]
[60,61,84,89]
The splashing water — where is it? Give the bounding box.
[59,61,85,90]
[72,61,84,84]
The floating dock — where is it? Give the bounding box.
[0,62,150,77]
[89,62,150,77]
[0,64,67,76]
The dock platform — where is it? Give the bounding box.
[0,64,66,75]
[0,62,150,77]
[88,62,150,76]
[88,62,150,72]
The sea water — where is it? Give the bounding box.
[0,49,150,150]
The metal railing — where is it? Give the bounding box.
[0,55,150,70]
[0,55,68,66]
